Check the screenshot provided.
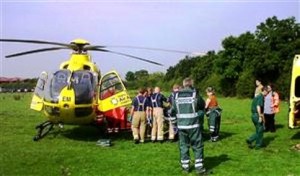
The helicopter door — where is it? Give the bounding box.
[289,55,300,128]
[98,71,132,112]
[30,71,48,111]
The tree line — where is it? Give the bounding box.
[125,16,300,99]
[0,78,37,92]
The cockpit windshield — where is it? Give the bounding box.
[72,70,96,104]
[44,70,70,102]
[43,69,97,104]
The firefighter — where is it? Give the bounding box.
[129,88,151,144]
[165,84,181,142]
[205,87,222,142]
[151,86,167,143]
[171,77,206,174]
[145,87,153,138]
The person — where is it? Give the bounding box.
[263,84,280,132]
[171,77,206,174]
[294,101,300,118]
[291,101,300,128]
[145,87,153,138]
[129,88,151,144]
[246,86,268,150]
[101,86,117,133]
[150,86,167,143]
[102,86,115,99]
[165,84,180,142]
[205,87,222,142]
[254,79,264,97]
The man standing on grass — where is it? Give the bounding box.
[171,77,206,175]
[246,86,268,149]
[130,88,151,144]
[150,86,167,143]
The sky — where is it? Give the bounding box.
[0,0,299,79]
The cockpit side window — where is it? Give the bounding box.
[100,74,124,100]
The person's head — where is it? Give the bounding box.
[267,83,276,92]
[154,86,161,93]
[262,86,269,96]
[147,87,153,95]
[108,86,115,93]
[206,86,215,96]
[183,77,193,88]
[172,84,180,92]
[138,88,146,95]
[256,79,262,86]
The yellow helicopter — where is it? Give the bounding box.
[0,38,173,141]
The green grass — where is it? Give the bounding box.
[0,93,299,176]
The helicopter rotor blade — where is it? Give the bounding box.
[0,39,72,47]
[88,48,163,66]
[4,47,70,58]
[85,45,191,54]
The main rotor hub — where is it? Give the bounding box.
[70,39,90,53]
[70,39,90,45]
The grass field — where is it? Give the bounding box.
[0,93,299,176]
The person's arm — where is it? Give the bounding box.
[197,95,206,111]
[130,106,134,117]
[170,99,177,117]
[257,105,264,123]
[273,92,280,107]
[205,98,211,109]
[130,97,136,118]
[257,95,264,123]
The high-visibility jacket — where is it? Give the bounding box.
[172,87,205,130]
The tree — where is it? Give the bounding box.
[125,71,135,82]
[134,69,149,80]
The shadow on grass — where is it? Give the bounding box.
[291,131,300,140]
[203,131,236,141]
[58,126,101,141]
[264,136,276,147]
[205,154,230,171]
[275,124,284,130]
[54,125,132,141]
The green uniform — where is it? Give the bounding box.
[248,93,264,148]
[207,107,222,141]
[171,87,205,171]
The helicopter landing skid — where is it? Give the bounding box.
[33,121,54,141]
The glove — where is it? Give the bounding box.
[258,115,263,123]
[128,115,133,123]
[169,117,177,124]
[147,116,152,125]
[167,109,172,116]
[205,109,211,116]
